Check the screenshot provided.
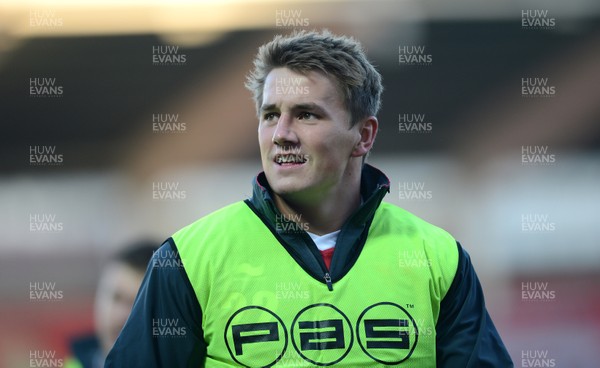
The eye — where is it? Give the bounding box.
[298,112,316,120]
[263,112,279,121]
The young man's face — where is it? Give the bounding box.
[258,67,363,202]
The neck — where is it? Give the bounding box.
[273,166,362,235]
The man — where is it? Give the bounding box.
[65,241,157,368]
[106,30,513,367]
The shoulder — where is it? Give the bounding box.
[377,202,460,289]
[376,202,456,247]
[176,201,249,233]
[172,201,251,245]
[169,201,265,273]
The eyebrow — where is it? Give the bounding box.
[260,103,277,113]
[260,102,328,116]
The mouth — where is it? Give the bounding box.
[274,153,308,166]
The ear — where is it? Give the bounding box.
[351,116,378,158]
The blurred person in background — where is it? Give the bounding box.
[106,30,513,367]
[64,240,158,368]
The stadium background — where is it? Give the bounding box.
[0,0,599,366]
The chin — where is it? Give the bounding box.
[268,177,302,193]
[271,183,304,196]
[266,171,317,196]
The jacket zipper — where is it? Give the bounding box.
[324,272,333,291]
[303,232,334,292]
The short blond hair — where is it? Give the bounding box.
[245,30,383,126]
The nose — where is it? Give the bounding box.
[272,113,298,146]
